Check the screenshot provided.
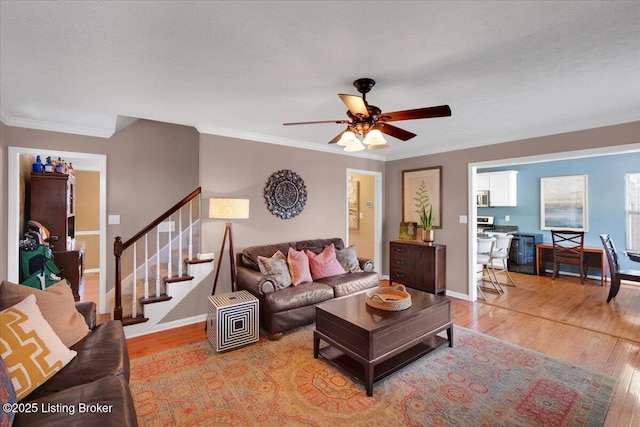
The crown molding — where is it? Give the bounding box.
[0,109,113,138]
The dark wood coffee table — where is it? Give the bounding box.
[314,287,452,396]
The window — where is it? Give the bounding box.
[627,173,640,250]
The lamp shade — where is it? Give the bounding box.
[336,131,359,147]
[343,139,366,152]
[363,129,387,146]
[209,198,250,219]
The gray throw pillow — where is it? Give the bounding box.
[257,250,292,290]
[336,245,363,273]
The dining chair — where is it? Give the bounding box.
[477,237,502,300]
[599,234,640,302]
[490,234,517,287]
[551,230,588,284]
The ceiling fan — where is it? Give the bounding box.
[283,78,451,150]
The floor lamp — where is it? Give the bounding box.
[209,198,250,295]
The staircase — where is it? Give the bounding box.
[112,187,214,337]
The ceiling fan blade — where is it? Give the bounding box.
[377,123,416,141]
[338,94,369,118]
[380,105,451,122]
[283,119,350,126]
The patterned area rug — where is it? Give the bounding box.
[129,326,615,426]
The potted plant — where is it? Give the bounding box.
[419,205,434,243]
[414,180,435,243]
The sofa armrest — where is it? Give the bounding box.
[358,257,374,272]
[237,265,277,296]
[75,301,97,330]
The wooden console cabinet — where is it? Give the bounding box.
[389,240,446,294]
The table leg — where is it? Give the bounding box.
[447,325,454,347]
[365,363,374,397]
[313,331,319,358]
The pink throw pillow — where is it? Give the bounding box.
[287,247,312,285]
[305,244,347,280]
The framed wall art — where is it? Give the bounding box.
[348,180,359,229]
[540,174,588,231]
[402,166,442,229]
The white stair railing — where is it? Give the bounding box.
[113,187,202,322]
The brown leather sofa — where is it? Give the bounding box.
[5,301,138,427]
[236,238,379,339]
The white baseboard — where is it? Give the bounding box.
[124,313,207,339]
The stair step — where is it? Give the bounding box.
[122,315,149,326]
[187,258,214,265]
[140,295,172,305]
[164,275,194,284]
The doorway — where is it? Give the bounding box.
[346,169,382,269]
[7,146,108,312]
[467,142,640,301]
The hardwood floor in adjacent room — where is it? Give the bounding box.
[85,272,639,426]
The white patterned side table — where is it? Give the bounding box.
[207,290,259,352]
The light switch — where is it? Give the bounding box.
[459,215,468,224]
[505,215,510,222]
[108,215,120,225]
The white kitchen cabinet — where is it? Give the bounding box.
[478,170,518,206]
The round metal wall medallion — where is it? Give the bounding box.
[264,169,307,219]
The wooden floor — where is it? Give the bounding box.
[84,272,639,426]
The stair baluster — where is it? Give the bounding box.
[156,227,161,298]
[178,209,184,277]
[167,214,173,280]
[132,242,137,318]
[144,235,149,300]
[188,201,193,260]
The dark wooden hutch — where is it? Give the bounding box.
[30,172,85,300]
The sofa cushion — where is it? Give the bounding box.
[241,242,296,270]
[316,271,380,298]
[27,320,130,400]
[306,244,346,280]
[0,355,17,426]
[264,282,333,313]
[15,375,138,427]
[296,238,344,254]
[0,280,90,347]
[257,251,292,290]
[287,247,313,285]
[335,245,363,273]
[0,295,77,400]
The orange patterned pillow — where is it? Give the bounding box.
[0,295,77,400]
[305,244,347,280]
[287,247,312,285]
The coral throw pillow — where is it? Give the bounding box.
[0,295,77,400]
[306,244,347,280]
[287,248,312,285]
[257,251,292,290]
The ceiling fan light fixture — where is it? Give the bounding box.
[343,139,366,152]
[336,131,359,146]
[363,129,387,146]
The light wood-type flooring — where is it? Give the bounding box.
[82,272,640,426]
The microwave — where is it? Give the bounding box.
[477,190,490,207]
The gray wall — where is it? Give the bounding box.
[2,119,639,318]
[0,120,200,293]
[385,121,640,296]
[198,134,386,296]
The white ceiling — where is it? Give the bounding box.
[1,1,639,161]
